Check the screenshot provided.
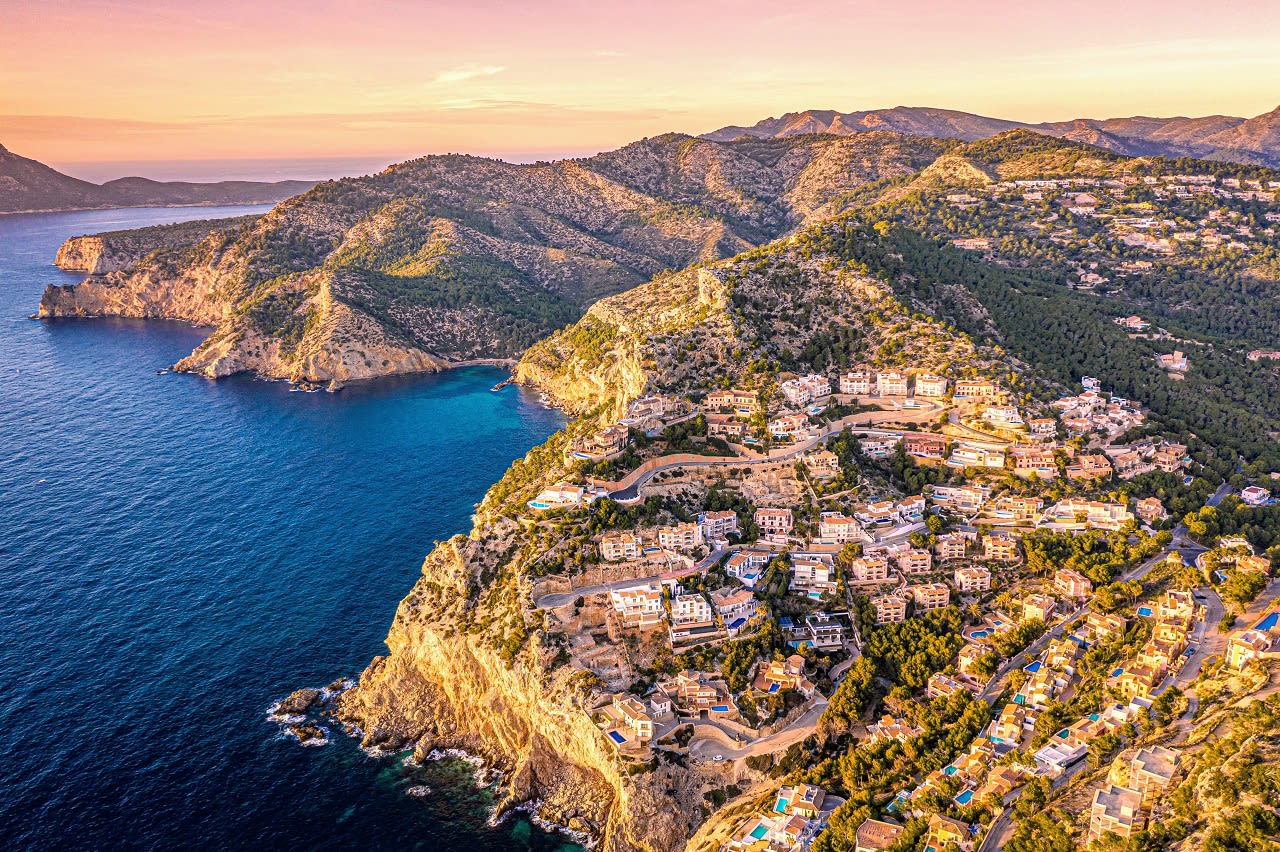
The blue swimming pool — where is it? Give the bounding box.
[954,789,974,805]
[970,629,991,639]
[750,824,769,840]
[1111,667,1125,678]
[1137,606,1153,617]
[608,730,626,745]
[1024,661,1042,673]
[711,705,730,713]
[768,683,780,694]
[1256,612,1279,631]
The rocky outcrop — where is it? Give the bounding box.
[53,216,258,274]
[337,535,706,852]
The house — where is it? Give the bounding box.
[1108,448,1146,479]
[847,555,892,585]
[948,443,1005,468]
[988,702,1026,745]
[897,548,933,575]
[706,388,759,415]
[600,530,642,562]
[926,672,971,701]
[775,784,826,819]
[706,413,746,440]
[872,594,908,624]
[840,370,875,395]
[1043,499,1133,530]
[1130,747,1179,806]
[957,642,994,678]
[928,484,991,513]
[658,522,703,551]
[1086,610,1128,642]
[1152,443,1188,473]
[935,532,973,562]
[698,510,739,543]
[754,655,815,698]
[868,715,922,744]
[609,583,665,629]
[955,565,992,592]
[781,374,832,407]
[819,511,865,543]
[984,405,1025,428]
[914,374,948,397]
[671,594,712,625]
[909,582,950,610]
[755,507,793,539]
[877,371,909,396]
[954,379,998,399]
[803,448,841,479]
[1087,785,1142,843]
[988,496,1043,522]
[1227,625,1280,668]
[983,534,1021,563]
[1241,485,1272,506]
[1136,497,1168,524]
[529,481,591,511]
[904,432,948,460]
[1115,315,1150,332]
[1066,453,1113,481]
[724,550,772,589]
[925,814,972,852]
[769,413,811,441]
[605,693,655,746]
[805,612,846,650]
[1022,594,1057,623]
[1028,417,1058,437]
[1155,351,1189,372]
[854,818,904,852]
[1054,568,1093,600]
[1011,447,1059,479]
[860,435,901,458]
[572,425,630,461]
[791,556,837,598]
[711,588,757,636]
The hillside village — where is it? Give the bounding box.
[514,345,1280,852]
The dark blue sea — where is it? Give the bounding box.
[0,207,577,850]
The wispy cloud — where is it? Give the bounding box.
[433,64,505,84]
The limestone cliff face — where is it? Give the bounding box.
[52,217,259,275]
[337,535,705,852]
[38,261,230,325]
[515,266,731,418]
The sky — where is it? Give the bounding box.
[2,0,1279,181]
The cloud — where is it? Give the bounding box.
[433,64,505,84]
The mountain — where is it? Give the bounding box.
[0,143,315,213]
[39,132,947,386]
[703,105,1280,168]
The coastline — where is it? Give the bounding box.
[0,200,292,217]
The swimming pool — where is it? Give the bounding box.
[1256,612,1279,631]
[1111,667,1125,678]
[608,730,626,745]
[1136,606,1153,617]
[711,705,730,713]
[768,683,780,694]
[750,824,769,841]
[970,629,991,639]
[1024,661,1042,673]
[954,789,975,805]
[774,798,789,813]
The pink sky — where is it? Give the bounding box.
[2,0,1279,179]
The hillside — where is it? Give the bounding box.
[0,143,314,213]
[704,104,1280,168]
[39,133,946,386]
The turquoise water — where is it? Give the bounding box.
[0,207,575,850]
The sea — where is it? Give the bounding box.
[0,206,581,851]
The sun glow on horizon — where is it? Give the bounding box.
[3,0,1279,178]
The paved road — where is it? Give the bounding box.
[689,696,830,761]
[608,404,943,502]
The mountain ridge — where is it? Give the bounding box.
[702,104,1280,167]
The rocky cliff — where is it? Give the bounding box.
[336,525,708,852]
[53,216,258,274]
